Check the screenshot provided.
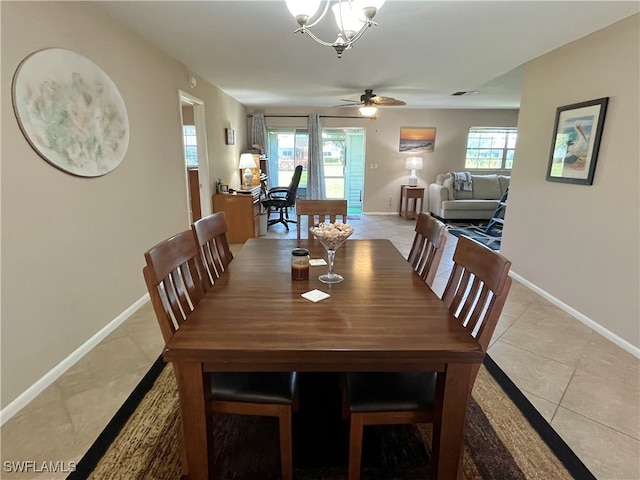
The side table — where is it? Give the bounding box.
[399,185,425,220]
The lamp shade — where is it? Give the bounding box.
[239,153,256,169]
[405,157,423,170]
[239,153,256,189]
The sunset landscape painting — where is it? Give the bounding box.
[399,127,436,153]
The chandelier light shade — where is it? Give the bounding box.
[239,153,256,189]
[285,0,385,58]
[405,156,423,187]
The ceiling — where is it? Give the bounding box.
[96,1,639,110]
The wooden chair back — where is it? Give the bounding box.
[144,229,297,480]
[191,211,234,289]
[442,235,512,355]
[407,213,447,287]
[296,199,348,239]
[343,235,512,480]
[143,230,205,343]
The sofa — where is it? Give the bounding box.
[428,172,510,220]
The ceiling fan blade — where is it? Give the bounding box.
[339,99,362,104]
[370,96,406,106]
[331,103,362,108]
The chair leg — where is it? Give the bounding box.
[348,413,364,480]
[278,407,293,480]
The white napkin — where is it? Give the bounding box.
[309,259,327,266]
[301,289,330,303]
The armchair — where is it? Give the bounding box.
[261,165,303,230]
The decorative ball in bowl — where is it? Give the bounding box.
[310,222,354,284]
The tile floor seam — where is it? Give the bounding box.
[552,366,578,424]
[492,315,519,343]
[495,335,584,371]
[553,405,640,442]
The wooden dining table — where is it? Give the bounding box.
[163,238,484,480]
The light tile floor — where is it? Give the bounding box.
[2,214,638,479]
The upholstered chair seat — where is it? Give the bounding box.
[211,372,298,405]
[345,372,436,413]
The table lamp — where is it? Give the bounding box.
[405,156,423,186]
[239,153,255,189]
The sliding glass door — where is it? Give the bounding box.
[267,127,365,214]
[323,128,365,214]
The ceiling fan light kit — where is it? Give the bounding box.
[358,105,377,117]
[285,0,385,58]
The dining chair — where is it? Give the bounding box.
[143,230,298,480]
[406,213,447,287]
[295,199,348,239]
[342,234,512,480]
[191,211,234,289]
[261,165,303,230]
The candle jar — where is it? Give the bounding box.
[291,248,310,281]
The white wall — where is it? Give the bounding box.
[0,2,247,408]
[503,14,639,349]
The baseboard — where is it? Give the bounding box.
[0,294,150,426]
[510,271,640,359]
[362,211,401,215]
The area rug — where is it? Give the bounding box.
[67,356,595,480]
[447,223,502,251]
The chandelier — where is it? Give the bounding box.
[285,0,385,58]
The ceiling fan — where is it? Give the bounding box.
[339,89,407,107]
[337,89,406,117]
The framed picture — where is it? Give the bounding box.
[399,127,436,153]
[225,128,235,145]
[12,48,129,177]
[546,97,608,185]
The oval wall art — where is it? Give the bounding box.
[12,48,129,177]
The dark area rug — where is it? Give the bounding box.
[211,373,430,480]
[447,223,502,251]
[68,356,595,480]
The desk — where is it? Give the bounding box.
[212,186,261,243]
[399,185,425,220]
[164,239,483,480]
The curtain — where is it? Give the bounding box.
[250,113,267,154]
[307,114,326,199]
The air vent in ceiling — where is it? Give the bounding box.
[451,90,479,96]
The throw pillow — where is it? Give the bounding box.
[472,175,501,199]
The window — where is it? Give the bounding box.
[465,127,517,170]
[183,125,198,168]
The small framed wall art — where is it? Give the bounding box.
[225,128,235,145]
[546,97,608,185]
[399,127,436,153]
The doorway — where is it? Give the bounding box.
[179,91,211,223]
[323,128,365,215]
